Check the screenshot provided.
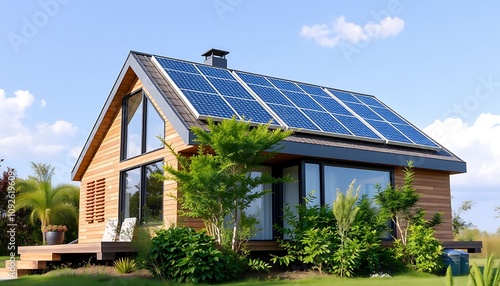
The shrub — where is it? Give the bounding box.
[271,195,339,273]
[405,222,443,273]
[273,192,392,276]
[113,257,136,274]
[147,227,237,283]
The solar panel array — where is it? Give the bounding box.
[152,56,440,150]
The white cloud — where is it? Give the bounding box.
[300,16,404,48]
[423,113,500,186]
[37,120,78,135]
[0,89,80,168]
[40,99,47,107]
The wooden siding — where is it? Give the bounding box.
[78,77,190,243]
[394,166,453,241]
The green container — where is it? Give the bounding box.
[442,249,461,276]
[456,250,470,275]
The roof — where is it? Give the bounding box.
[71,51,466,180]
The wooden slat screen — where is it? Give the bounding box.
[85,178,106,224]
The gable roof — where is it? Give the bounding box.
[72,51,466,181]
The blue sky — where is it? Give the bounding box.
[1,1,499,232]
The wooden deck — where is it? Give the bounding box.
[17,241,136,260]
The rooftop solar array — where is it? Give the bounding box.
[152,56,440,150]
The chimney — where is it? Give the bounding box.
[201,48,229,68]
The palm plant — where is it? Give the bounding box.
[468,255,500,286]
[15,179,79,244]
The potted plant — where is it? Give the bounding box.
[44,225,67,245]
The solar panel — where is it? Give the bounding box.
[225,97,275,124]
[302,110,351,135]
[328,89,361,103]
[366,120,412,143]
[325,89,440,149]
[182,90,235,118]
[167,70,217,93]
[269,104,320,130]
[153,56,441,150]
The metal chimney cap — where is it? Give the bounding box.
[201,48,230,59]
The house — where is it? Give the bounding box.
[7,49,480,278]
[70,48,474,246]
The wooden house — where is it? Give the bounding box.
[9,49,480,279]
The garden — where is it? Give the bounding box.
[1,118,499,285]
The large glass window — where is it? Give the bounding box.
[121,161,164,224]
[245,171,272,240]
[324,166,390,206]
[282,165,299,240]
[305,163,320,206]
[123,90,165,160]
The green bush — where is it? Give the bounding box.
[113,257,135,274]
[273,194,392,276]
[272,196,339,273]
[405,223,443,273]
[147,227,238,283]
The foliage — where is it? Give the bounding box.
[332,181,360,277]
[43,225,68,232]
[146,226,238,283]
[16,178,79,244]
[374,161,419,245]
[271,193,338,273]
[246,258,272,272]
[113,257,136,274]
[452,200,475,237]
[159,117,292,252]
[404,214,443,273]
[495,206,500,219]
[28,162,55,183]
[445,265,454,286]
[273,191,391,277]
[468,255,500,286]
[375,161,443,274]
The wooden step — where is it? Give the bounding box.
[4,260,46,270]
[0,268,29,279]
[20,253,61,261]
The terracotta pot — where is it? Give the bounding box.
[46,231,65,245]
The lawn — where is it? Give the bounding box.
[0,271,470,286]
[0,256,19,268]
[0,257,493,286]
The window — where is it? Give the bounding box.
[323,166,390,206]
[122,90,165,160]
[121,161,164,224]
[282,165,299,240]
[245,171,273,240]
[305,163,320,206]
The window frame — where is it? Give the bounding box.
[279,159,395,240]
[119,159,164,225]
[121,89,165,161]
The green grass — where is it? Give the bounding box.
[0,272,470,286]
[0,256,19,268]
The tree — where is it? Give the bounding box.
[375,161,443,273]
[15,163,79,244]
[28,162,55,183]
[159,117,292,251]
[495,206,500,219]
[332,181,360,278]
[374,161,420,245]
[452,200,475,237]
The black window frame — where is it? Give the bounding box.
[278,159,396,240]
[121,89,165,161]
[119,160,164,225]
